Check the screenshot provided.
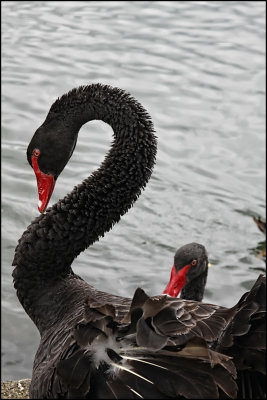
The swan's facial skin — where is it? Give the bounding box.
[162,243,208,298]
[27,120,78,213]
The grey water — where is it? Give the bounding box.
[2,1,265,380]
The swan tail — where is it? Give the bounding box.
[216,274,266,398]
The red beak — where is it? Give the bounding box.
[32,156,55,213]
[162,263,191,297]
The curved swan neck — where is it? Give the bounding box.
[180,269,208,302]
[12,84,157,328]
[45,84,147,136]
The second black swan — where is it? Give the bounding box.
[164,242,266,398]
[12,84,265,398]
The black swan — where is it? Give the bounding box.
[12,84,266,399]
[164,242,266,398]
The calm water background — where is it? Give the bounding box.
[2,1,266,380]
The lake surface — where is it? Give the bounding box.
[2,1,265,380]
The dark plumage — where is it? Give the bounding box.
[165,243,266,399]
[12,84,265,399]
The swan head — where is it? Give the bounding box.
[27,119,77,213]
[162,242,208,298]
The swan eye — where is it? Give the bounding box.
[191,259,197,266]
[33,149,40,158]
